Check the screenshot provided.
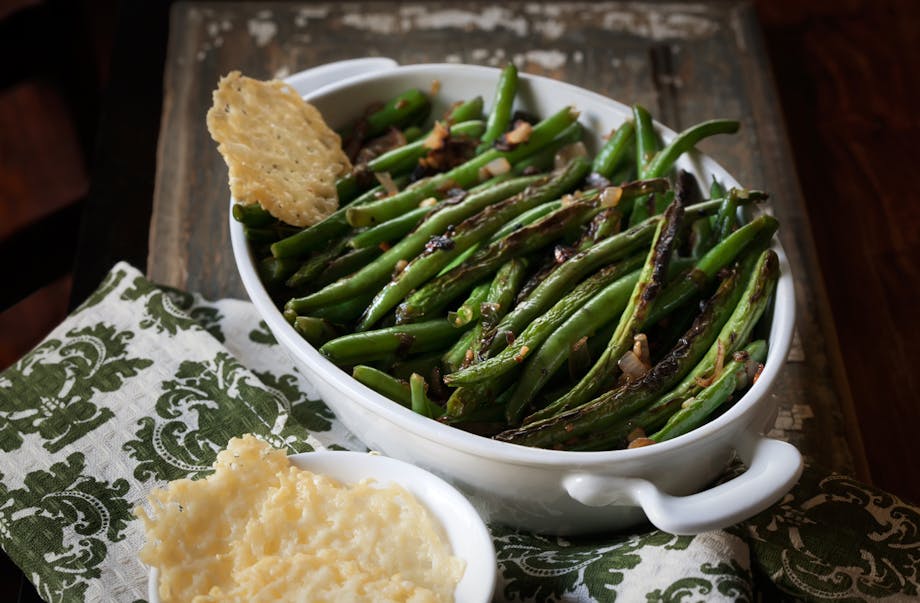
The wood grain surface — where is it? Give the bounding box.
[149,2,865,478]
[756,0,920,503]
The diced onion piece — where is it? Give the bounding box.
[480,157,511,179]
[628,437,656,449]
[513,345,530,363]
[394,259,409,274]
[419,197,438,208]
[560,193,577,208]
[695,341,726,388]
[632,333,651,367]
[505,120,533,145]
[618,350,649,382]
[430,79,441,95]
[423,121,450,151]
[626,426,646,442]
[554,142,588,170]
[375,171,399,196]
[600,186,624,208]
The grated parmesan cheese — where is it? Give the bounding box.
[136,435,464,603]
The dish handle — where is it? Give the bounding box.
[562,432,803,535]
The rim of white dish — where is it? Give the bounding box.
[230,62,796,469]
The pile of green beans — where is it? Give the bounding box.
[233,63,780,450]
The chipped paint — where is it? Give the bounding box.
[342,12,400,35]
[522,49,568,71]
[602,8,718,40]
[333,3,717,42]
[533,19,565,40]
[408,7,528,36]
[247,17,277,47]
[768,403,814,437]
[295,5,330,27]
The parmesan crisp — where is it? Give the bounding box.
[136,435,464,603]
[207,71,352,227]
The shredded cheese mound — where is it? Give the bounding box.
[136,435,464,603]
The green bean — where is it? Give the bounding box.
[346,106,580,227]
[314,246,383,288]
[477,63,518,153]
[449,283,491,328]
[446,260,643,388]
[410,373,442,418]
[644,248,779,422]
[368,119,485,175]
[258,256,301,286]
[389,353,442,382]
[353,365,411,407]
[508,256,694,423]
[481,181,685,359]
[480,258,528,330]
[591,120,635,178]
[395,178,603,325]
[633,104,659,176]
[713,187,742,241]
[499,261,747,446]
[537,196,685,415]
[359,158,590,329]
[644,213,778,325]
[709,176,726,199]
[353,174,514,253]
[690,216,715,258]
[364,88,431,139]
[446,373,516,419]
[349,205,433,249]
[232,203,275,227]
[442,328,477,374]
[629,119,740,226]
[511,122,584,175]
[403,125,424,142]
[651,340,767,442]
[271,178,407,259]
[642,120,740,179]
[285,237,349,289]
[293,316,338,347]
[284,174,544,315]
[438,198,561,280]
[245,225,297,244]
[445,96,485,124]
[310,290,376,325]
[319,320,460,365]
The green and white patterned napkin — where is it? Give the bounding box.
[1,263,917,602]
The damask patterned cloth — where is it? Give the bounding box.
[0,263,917,602]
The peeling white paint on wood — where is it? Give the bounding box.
[295,5,331,27]
[602,9,718,41]
[522,49,568,70]
[408,7,529,36]
[248,17,278,48]
[342,12,400,35]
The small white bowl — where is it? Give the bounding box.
[231,61,803,536]
[148,451,496,603]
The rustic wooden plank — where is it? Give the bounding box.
[149,1,865,477]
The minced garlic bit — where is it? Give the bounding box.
[136,435,464,603]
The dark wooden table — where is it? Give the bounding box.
[143,1,866,478]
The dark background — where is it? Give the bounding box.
[1,0,918,599]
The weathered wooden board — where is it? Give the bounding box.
[149,1,866,477]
